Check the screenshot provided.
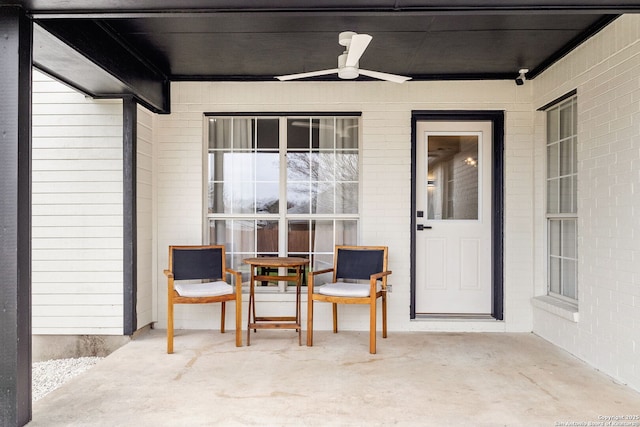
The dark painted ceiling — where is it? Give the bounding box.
[100,13,612,79]
[10,1,640,112]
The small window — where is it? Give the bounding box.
[546,96,578,302]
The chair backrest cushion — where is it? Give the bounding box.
[172,247,224,281]
[335,248,384,281]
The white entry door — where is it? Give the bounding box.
[415,121,493,315]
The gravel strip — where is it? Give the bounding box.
[32,357,103,401]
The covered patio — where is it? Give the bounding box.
[3,2,640,426]
[30,329,640,426]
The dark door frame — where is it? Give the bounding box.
[410,110,504,320]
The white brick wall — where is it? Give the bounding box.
[156,80,535,333]
[32,70,124,335]
[532,15,640,391]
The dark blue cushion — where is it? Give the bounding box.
[335,249,384,280]
[172,248,224,281]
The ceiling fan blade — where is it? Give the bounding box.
[276,69,339,81]
[359,69,412,83]
[345,34,372,67]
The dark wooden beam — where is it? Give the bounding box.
[123,97,138,336]
[35,19,169,113]
[17,0,640,15]
[0,6,33,427]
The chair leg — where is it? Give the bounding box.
[235,300,242,347]
[369,298,377,354]
[382,293,387,339]
[220,301,226,334]
[167,299,174,354]
[332,303,338,333]
[307,298,314,346]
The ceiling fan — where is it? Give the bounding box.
[276,31,412,84]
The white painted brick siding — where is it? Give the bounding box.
[532,15,640,391]
[156,80,533,333]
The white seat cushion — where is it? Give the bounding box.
[316,282,382,298]
[174,281,233,297]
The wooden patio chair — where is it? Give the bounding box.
[307,245,392,354]
[164,245,242,353]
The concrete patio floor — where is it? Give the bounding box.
[30,328,640,427]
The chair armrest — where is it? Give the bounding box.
[370,270,392,292]
[308,267,334,296]
[225,267,242,283]
[369,270,392,281]
[164,269,173,278]
[225,268,243,300]
[309,267,334,277]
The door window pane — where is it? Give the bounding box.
[427,135,479,220]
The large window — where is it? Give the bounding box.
[206,115,360,287]
[546,96,578,302]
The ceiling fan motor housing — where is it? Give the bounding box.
[338,31,357,46]
[337,53,359,79]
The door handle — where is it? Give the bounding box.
[417,224,432,231]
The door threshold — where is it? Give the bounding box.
[415,313,496,320]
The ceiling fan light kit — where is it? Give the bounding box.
[276,31,411,84]
[337,53,359,79]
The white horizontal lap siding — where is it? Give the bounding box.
[137,105,155,328]
[32,70,124,335]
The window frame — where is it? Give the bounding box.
[544,95,578,304]
[203,113,362,290]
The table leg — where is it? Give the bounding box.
[296,265,302,346]
[247,267,255,346]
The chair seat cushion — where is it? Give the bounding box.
[316,282,381,298]
[174,281,233,297]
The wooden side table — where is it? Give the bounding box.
[243,256,310,346]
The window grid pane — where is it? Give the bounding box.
[546,96,578,302]
[207,115,360,291]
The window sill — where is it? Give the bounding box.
[531,295,579,323]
